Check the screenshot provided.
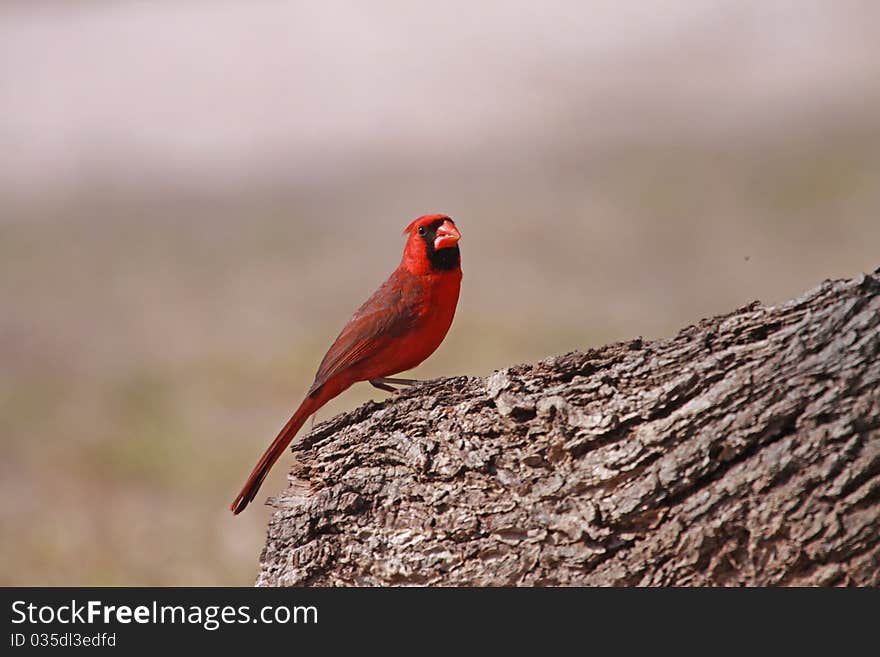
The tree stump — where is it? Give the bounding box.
[256,269,880,586]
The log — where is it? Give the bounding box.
[256,269,880,586]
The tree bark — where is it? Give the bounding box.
[256,269,880,586]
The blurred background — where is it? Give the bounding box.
[2,0,879,585]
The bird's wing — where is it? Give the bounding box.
[307,273,421,395]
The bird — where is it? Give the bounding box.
[231,213,462,514]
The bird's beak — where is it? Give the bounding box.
[434,220,461,250]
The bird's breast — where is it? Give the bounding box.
[376,269,461,376]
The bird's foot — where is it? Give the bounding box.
[369,377,422,393]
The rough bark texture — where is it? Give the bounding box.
[257,270,880,586]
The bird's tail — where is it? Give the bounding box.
[230,393,323,514]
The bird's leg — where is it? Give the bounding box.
[378,377,420,386]
[369,377,422,393]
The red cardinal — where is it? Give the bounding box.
[231,214,462,514]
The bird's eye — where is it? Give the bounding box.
[417,226,426,235]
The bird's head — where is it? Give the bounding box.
[401,214,461,274]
